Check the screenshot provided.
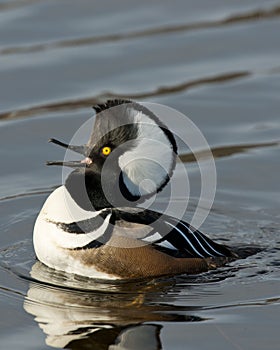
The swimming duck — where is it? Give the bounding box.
[33,100,235,280]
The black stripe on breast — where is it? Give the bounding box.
[73,240,103,250]
[55,209,111,234]
[72,214,115,251]
[112,208,162,225]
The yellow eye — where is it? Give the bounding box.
[101,146,111,156]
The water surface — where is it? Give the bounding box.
[0,0,279,349]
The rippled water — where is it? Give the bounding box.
[0,1,280,349]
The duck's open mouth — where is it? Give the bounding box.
[46,138,92,168]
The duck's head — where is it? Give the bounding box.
[47,100,177,210]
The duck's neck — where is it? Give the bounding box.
[65,169,140,212]
[65,169,111,211]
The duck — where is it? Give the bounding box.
[33,99,236,280]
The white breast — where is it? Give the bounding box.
[38,185,99,224]
[33,186,118,279]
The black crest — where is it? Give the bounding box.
[92,99,132,114]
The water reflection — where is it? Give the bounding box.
[24,262,205,349]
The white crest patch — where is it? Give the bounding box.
[118,108,175,196]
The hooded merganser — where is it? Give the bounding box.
[33,100,235,280]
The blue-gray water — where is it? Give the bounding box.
[0,1,279,349]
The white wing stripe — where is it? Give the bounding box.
[165,221,205,258]
[156,240,177,250]
[142,231,178,250]
[195,231,225,256]
[178,221,215,257]
[142,232,162,242]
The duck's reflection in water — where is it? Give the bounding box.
[24,262,205,349]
